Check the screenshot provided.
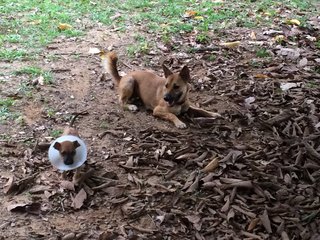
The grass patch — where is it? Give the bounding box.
[0,97,17,122]
[0,0,115,49]
[1,0,318,51]
[196,33,210,44]
[14,66,53,84]
[208,54,217,62]
[256,48,270,58]
[306,80,319,89]
[50,129,63,138]
[0,49,29,62]
[127,34,152,56]
[46,108,56,118]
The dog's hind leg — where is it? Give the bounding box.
[187,106,221,118]
[118,76,138,111]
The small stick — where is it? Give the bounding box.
[69,110,89,127]
[304,142,320,163]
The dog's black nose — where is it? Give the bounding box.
[164,93,173,103]
[64,156,74,165]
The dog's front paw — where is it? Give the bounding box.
[175,121,187,129]
[125,104,138,112]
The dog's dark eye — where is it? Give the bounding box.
[61,151,66,155]
[71,151,76,155]
[165,83,169,88]
[173,84,179,89]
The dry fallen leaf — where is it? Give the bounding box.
[30,20,42,25]
[72,188,87,209]
[259,209,272,233]
[185,215,202,231]
[247,218,260,231]
[202,158,219,173]
[262,12,271,17]
[306,35,317,41]
[249,31,256,40]
[194,16,204,21]
[254,73,270,79]
[227,208,235,221]
[277,47,300,60]
[38,75,44,85]
[3,176,15,194]
[61,233,76,240]
[7,202,41,215]
[184,10,197,18]
[297,58,308,68]
[186,175,200,193]
[3,173,38,195]
[110,13,122,20]
[280,82,302,91]
[286,19,301,26]
[220,41,241,49]
[60,180,75,191]
[274,35,285,43]
[58,23,72,30]
[88,47,101,54]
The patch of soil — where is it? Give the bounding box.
[0,21,319,240]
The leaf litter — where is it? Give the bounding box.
[0,5,320,240]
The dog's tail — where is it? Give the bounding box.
[101,51,121,85]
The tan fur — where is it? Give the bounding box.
[54,127,82,182]
[102,51,221,128]
[63,126,79,136]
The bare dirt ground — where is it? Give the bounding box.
[1,19,320,240]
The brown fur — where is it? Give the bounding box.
[102,51,221,128]
[53,127,82,182]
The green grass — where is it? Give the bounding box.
[0,98,17,122]
[127,34,152,56]
[50,129,63,138]
[306,80,319,89]
[1,0,317,53]
[256,48,270,58]
[208,54,217,62]
[0,1,91,48]
[0,49,29,62]
[14,66,53,84]
[196,33,210,44]
[46,108,56,118]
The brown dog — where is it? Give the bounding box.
[101,52,221,128]
[53,127,81,166]
[49,113,88,184]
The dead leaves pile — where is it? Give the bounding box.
[1,12,320,240]
[95,16,319,239]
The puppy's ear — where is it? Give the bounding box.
[53,142,61,151]
[73,140,81,149]
[163,65,173,78]
[179,66,190,82]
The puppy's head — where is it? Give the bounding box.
[53,140,80,165]
[162,65,190,107]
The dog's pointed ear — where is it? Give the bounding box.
[162,65,173,78]
[73,140,81,149]
[53,142,61,151]
[179,66,190,82]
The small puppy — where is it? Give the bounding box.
[53,127,81,167]
[101,51,221,128]
[49,113,87,184]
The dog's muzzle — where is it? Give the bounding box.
[164,93,174,104]
[64,155,74,165]
[164,92,183,106]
